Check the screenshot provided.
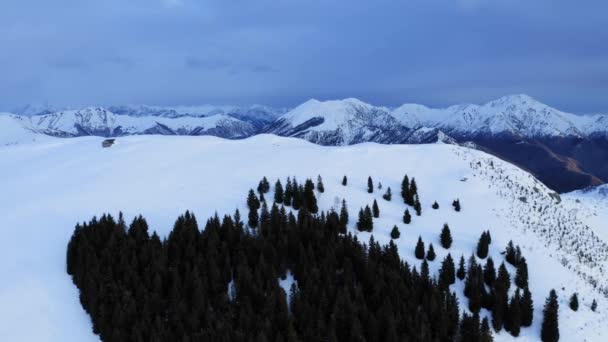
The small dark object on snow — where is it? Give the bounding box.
[102,139,116,148]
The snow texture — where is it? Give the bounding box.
[0,134,607,341]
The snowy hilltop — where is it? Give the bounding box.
[0,134,607,341]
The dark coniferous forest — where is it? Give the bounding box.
[66,175,555,342]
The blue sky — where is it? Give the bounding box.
[1,0,606,112]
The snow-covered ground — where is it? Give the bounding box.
[0,134,606,341]
[563,185,608,243]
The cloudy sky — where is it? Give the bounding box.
[1,0,606,112]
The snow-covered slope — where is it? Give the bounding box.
[391,94,603,138]
[15,108,256,139]
[563,185,608,242]
[0,135,606,341]
[108,104,286,128]
[0,113,52,146]
[262,98,437,145]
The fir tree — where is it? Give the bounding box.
[401,175,410,204]
[274,180,284,204]
[426,243,436,261]
[591,299,597,312]
[432,201,439,209]
[303,179,318,213]
[339,199,349,228]
[403,209,411,224]
[569,293,579,311]
[414,194,422,216]
[541,290,559,342]
[452,199,461,212]
[382,187,392,201]
[292,181,301,210]
[480,317,493,342]
[378,182,382,190]
[357,208,366,232]
[507,289,522,337]
[415,237,425,260]
[317,175,324,193]
[342,175,347,186]
[521,286,534,327]
[496,262,511,291]
[284,178,293,206]
[390,226,400,239]
[409,178,418,203]
[247,189,261,210]
[248,206,259,228]
[364,205,373,232]
[515,258,529,289]
[492,286,508,332]
[440,223,452,249]
[438,253,455,288]
[457,255,466,280]
[258,177,270,194]
[476,232,489,259]
[367,176,374,193]
[372,199,379,218]
[483,257,496,287]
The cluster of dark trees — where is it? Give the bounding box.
[65,174,567,342]
[67,202,470,341]
[401,175,422,216]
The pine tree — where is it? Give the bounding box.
[248,206,259,228]
[480,317,493,342]
[492,286,508,332]
[339,199,349,227]
[403,209,411,224]
[497,262,511,291]
[507,289,522,337]
[440,223,452,249]
[432,201,439,209]
[284,178,293,206]
[372,200,379,218]
[409,178,418,202]
[521,286,534,327]
[401,175,410,204]
[367,176,374,193]
[342,175,347,186]
[414,195,422,216]
[483,257,496,287]
[378,182,382,190]
[258,177,270,194]
[317,175,325,193]
[415,237,425,259]
[357,208,366,232]
[452,199,461,212]
[476,232,489,259]
[364,205,373,232]
[390,226,400,239]
[438,254,455,288]
[515,258,529,289]
[426,243,436,261]
[303,179,318,213]
[505,240,517,265]
[591,299,597,312]
[457,255,466,280]
[382,187,392,201]
[274,180,284,204]
[541,290,559,342]
[247,189,261,210]
[569,293,579,311]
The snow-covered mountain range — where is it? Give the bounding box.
[3,94,608,192]
[1,134,607,341]
[6,95,607,141]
